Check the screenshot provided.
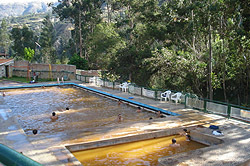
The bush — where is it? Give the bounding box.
[68,54,88,70]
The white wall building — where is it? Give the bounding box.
[0,59,14,78]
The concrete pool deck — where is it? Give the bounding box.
[0,80,250,166]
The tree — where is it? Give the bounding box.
[0,19,10,56]
[24,47,35,62]
[88,22,125,69]
[11,25,37,59]
[68,53,88,70]
[39,14,56,63]
[53,0,102,59]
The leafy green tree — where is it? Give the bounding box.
[88,22,125,69]
[50,0,250,106]
[0,19,11,55]
[39,15,56,63]
[53,0,102,59]
[68,53,88,70]
[24,47,35,62]
[11,25,37,59]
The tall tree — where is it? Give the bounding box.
[53,0,103,59]
[39,15,56,63]
[0,19,11,56]
[11,25,36,59]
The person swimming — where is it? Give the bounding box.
[136,107,142,113]
[118,99,122,105]
[2,92,5,97]
[51,112,58,120]
[32,129,38,135]
[169,138,180,147]
[66,107,69,111]
[117,114,123,122]
[179,128,189,136]
[156,111,164,118]
[186,134,191,141]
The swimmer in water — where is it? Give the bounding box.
[117,114,123,122]
[169,138,180,147]
[136,107,142,113]
[186,134,191,141]
[179,128,188,136]
[2,92,6,97]
[156,111,164,118]
[32,129,38,135]
[66,107,69,111]
[118,99,122,105]
[51,112,58,120]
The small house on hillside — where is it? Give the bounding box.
[0,59,14,78]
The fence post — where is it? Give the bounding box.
[203,99,207,113]
[141,87,143,96]
[227,104,232,119]
[113,82,115,90]
[154,90,157,100]
[184,94,188,108]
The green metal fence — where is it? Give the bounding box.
[76,75,250,122]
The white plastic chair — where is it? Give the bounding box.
[96,77,103,86]
[119,82,130,92]
[89,77,96,84]
[171,92,182,103]
[160,90,171,101]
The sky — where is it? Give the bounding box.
[0,0,57,4]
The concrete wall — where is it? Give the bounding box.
[0,65,5,78]
[13,61,76,80]
[190,130,224,146]
[76,69,100,76]
[66,127,198,152]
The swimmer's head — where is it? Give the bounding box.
[183,129,187,132]
[32,129,38,135]
[66,107,69,110]
[186,135,191,140]
[52,112,56,116]
[172,138,176,144]
[138,107,141,110]
[149,117,153,120]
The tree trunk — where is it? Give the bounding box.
[222,72,227,102]
[79,12,83,59]
[208,25,213,100]
[107,0,111,23]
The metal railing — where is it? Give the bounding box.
[76,75,250,123]
[0,143,42,166]
[185,94,250,122]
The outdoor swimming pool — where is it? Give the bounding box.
[1,85,160,144]
[72,134,207,166]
